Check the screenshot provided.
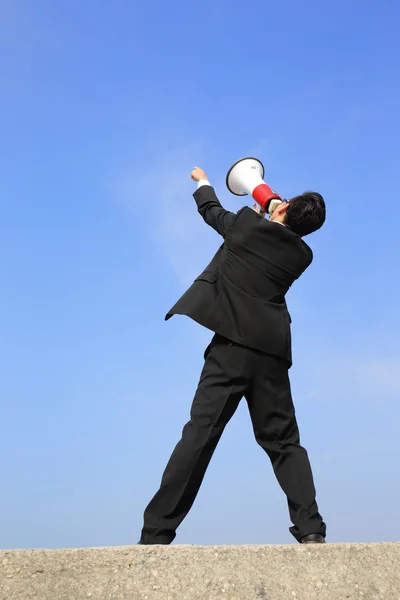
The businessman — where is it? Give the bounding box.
[139,166,327,545]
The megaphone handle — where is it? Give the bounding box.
[268,199,283,215]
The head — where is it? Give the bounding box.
[269,191,326,237]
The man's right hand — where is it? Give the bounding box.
[191,167,208,182]
[252,202,266,218]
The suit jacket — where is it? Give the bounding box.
[166,186,313,365]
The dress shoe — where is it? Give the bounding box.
[300,533,326,544]
[137,537,172,545]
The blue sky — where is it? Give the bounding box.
[1,0,399,549]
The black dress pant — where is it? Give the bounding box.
[141,335,326,544]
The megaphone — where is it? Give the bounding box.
[226,157,283,215]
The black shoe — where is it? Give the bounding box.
[300,533,326,544]
[137,536,172,545]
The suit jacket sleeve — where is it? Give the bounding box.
[193,185,236,238]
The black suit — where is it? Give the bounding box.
[141,186,326,544]
[166,186,313,364]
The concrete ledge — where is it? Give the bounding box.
[1,543,399,600]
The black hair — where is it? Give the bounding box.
[284,192,326,237]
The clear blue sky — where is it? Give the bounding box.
[1,0,399,549]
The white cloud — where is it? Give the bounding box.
[293,352,400,407]
[341,359,400,398]
[115,143,233,286]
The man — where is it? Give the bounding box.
[139,166,327,545]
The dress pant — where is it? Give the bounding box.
[141,334,326,544]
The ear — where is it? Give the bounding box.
[277,202,289,215]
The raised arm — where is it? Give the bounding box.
[191,167,236,238]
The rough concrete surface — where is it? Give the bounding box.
[1,543,399,600]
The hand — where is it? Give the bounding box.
[191,166,208,182]
[252,202,266,217]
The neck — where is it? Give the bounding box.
[270,216,286,226]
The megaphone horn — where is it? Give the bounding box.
[226,157,283,215]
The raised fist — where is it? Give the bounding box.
[191,167,208,182]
